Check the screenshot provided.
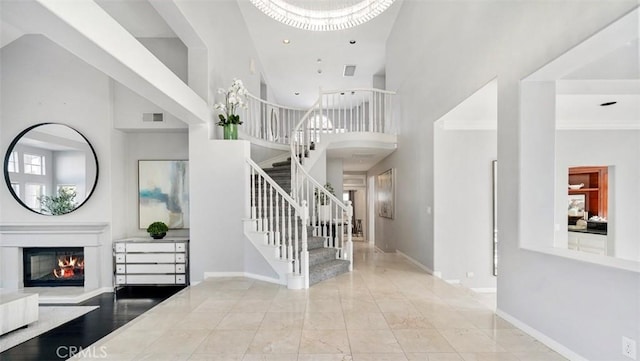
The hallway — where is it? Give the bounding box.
[71,243,566,361]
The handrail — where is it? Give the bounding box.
[246,158,302,213]
[290,97,353,273]
[240,88,396,145]
[246,158,309,287]
[246,93,307,112]
[239,93,308,145]
[321,88,397,95]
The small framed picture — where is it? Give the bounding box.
[568,194,586,217]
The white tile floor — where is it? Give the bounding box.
[71,243,567,361]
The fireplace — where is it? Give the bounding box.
[23,247,85,287]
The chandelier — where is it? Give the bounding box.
[250,0,396,31]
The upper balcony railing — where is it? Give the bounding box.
[239,94,307,145]
[239,88,396,146]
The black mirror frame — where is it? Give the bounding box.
[3,122,99,216]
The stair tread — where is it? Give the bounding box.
[310,259,350,269]
[309,259,350,286]
[271,160,292,167]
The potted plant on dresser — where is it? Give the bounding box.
[146,221,168,239]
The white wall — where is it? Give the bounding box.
[176,0,265,129]
[326,158,344,201]
[0,35,114,288]
[121,132,190,239]
[555,129,640,261]
[367,157,406,253]
[385,2,639,360]
[251,143,287,165]
[188,132,275,282]
[113,37,189,130]
[309,149,327,187]
[434,126,497,289]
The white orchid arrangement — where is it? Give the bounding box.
[214,78,248,126]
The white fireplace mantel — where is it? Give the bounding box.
[0,222,109,247]
[0,222,109,294]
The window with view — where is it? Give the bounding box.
[24,154,45,175]
[25,183,45,210]
[7,151,19,173]
[57,185,77,194]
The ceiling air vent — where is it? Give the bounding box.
[143,113,164,122]
[343,65,356,77]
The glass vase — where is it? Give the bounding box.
[223,123,238,140]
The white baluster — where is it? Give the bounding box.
[269,184,274,245]
[287,205,293,263]
[251,168,256,220]
[301,200,309,289]
[257,173,263,232]
[263,174,268,232]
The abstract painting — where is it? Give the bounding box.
[138,160,189,229]
[377,168,394,219]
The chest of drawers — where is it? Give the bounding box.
[113,238,189,286]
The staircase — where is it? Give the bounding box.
[239,87,396,289]
[248,158,350,287]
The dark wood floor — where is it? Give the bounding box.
[0,286,184,361]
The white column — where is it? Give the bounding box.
[519,80,556,249]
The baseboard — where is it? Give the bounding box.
[496,308,588,361]
[203,272,284,285]
[445,279,461,285]
[395,249,434,274]
[374,245,387,254]
[470,287,497,293]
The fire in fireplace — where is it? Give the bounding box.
[23,247,85,287]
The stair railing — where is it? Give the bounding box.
[308,88,397,143]
[290,102,354,272]
[247,158,309,287]
[240,88,396,145]
[240,93,307,145]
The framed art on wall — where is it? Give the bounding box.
[377,168,394,219]
[138,160,189,229]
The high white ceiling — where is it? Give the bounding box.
[236,0,403,108]
[92,0,402,109]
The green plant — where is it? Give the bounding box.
[39,188,77,215]
[314,182,335,205]
[214,78,248,126]
[146,221,168,235]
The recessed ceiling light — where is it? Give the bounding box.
[294,92,300,95]
[600,101,617,106]
[349,40,356,45]
[317,58,322,63]
[317,69,323,74]
[283,39,291,44]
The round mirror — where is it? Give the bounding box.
[3,123,99,215]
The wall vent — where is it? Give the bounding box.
[343,65,356,77]
[143,113,164,122]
